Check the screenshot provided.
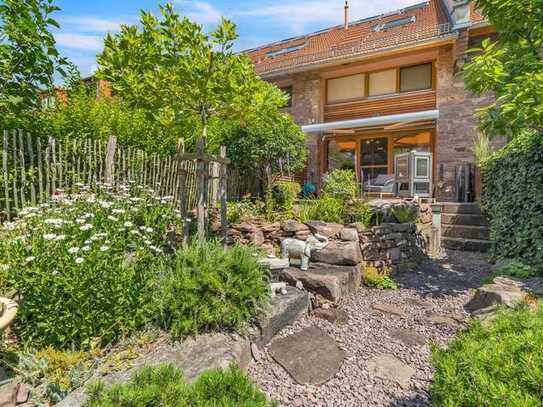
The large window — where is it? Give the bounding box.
[360,137,389,182]
[400,63,433,92]
[327,140,356,172]
[327,74,365,103]
[368,69,397,97]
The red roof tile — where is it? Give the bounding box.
[247,0,461,76]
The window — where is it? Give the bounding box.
[368,69,396,97]
[281,86,293,107]
[373,16,416,32]
[400,63,432,92]
[41,96,56,109]
[327,74,365,103]
[327,140,356,172]
[266,43,306,58]
[360,137,389,183]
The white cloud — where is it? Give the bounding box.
[58,16,127,33]
[175,1,223,25]
[55,33,104,51]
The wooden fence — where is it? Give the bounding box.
[0,131,230,237]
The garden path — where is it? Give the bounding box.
[249,250,492,407]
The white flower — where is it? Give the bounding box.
[98,200,112,209]
[84,240,91,245]
[4,222,16,231]
[25,256,36,263]
[52,270,59,276]
[149,245,163,254]
[0,264,10,271]
[82,246,91,252]
[68,247,80,254]
[139,226,147,231]
[80,224,93,231]
[145,227,154,233]
[75,218,86,225]
[82,213,95,219]
[143,240,152,245]
[43,233,57,241]
[107,215,118,222]
[129,230,141,236]
[55,234,66,241]
[123,221,134,228]
[112,209,126,215]
[100,245,110,252]
[44,218,64,226]
[75,257,84,264]
[129,197,143,202]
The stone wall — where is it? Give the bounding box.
[227,219,427,271]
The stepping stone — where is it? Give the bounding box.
[254,287,309,346]
[372,303,407,318]
[269,326,345,385]
[388,328,426,347]
[280,264,361,303]
[313,308,349,325]
[427,312,465,326]
[405,297,430,308]
[366,355,415,389]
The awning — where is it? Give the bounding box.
[301,110,439,133]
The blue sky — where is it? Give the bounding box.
[53,0,422,78]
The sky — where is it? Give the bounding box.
[53,0,423,78]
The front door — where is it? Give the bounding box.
[360,137,388,183]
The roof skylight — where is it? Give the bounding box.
[373,16,416,32]
[266,43,306,58]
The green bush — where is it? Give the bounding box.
[272,181,301,212]
[155,241,270,338]
[431,304,543,406]
[391,206,418,224]
[481,132,543,272]
[86,364,275,407]
[492,260,539,279]
[298,195,345,224]
[322,169,359,200]
[346,200,373,226]
[363,266,398,290]
[0,187,182,349]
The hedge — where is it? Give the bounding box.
[480,132,543,272]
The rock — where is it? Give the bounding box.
[250,230,265,246]
[58,333,251,407]
[258,257,290,271]
[340,228,359,242]
[15,383,29,404]
[280,265,361,302]
[254,286,309,346]
[235,222,256,233]
[388,328,426,347]
[281,220,309,233]
[366,355,415,389]
[0,381,18,407]
[304,221,344,239]
[269,326,345,385]
[251,343,262,362]
[372,303,407,318]
[311,241,362,266]
[261,222,281,233]
[427,313,465,326]
[465,277,529,314]
[313,308,349,325]
[348,222,368,233]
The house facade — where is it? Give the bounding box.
[246,0,496,202]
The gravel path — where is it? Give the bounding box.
[249,250,492,407]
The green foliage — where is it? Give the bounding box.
[472,133,494,166]
[345,200,373,227]
[493,260,540,279]
[322,170,359,201]
[0,187,183,349]
[98,3,286,146]
[465,0,543,138]
[155,241,270,338]
[222,116,306,187]
[480,132,543,271]
[298,195,345,224]
[363,267,398,290]
[431,304,543,406]
[272,181,301,212]
[226,197,264,225]
[85,364,275,407]
[0,0,66,117]
[391,206,418,224]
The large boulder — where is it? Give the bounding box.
[279,264,361,302]
[304,221,344,239]
[281,220,309,234]
[311,240,362,266]
[465,277,531,315]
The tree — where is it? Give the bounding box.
[222,114,306,189]
[464,0,543,139]
[97,3,287,149]
[0,0,66,116]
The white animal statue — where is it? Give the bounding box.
[281,234,329,271]
[270,282,288,297]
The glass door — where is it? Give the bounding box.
[360,137,389,183]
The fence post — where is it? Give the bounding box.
[2,131,11,220]
[196,137,207,242]
[219,146,228,240]
[104,136,117,185]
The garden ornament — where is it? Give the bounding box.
[0,297,18,330]
[271,282,288,297]
[281,234,329,271]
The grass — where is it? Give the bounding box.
[85,364,276,407]
[431,304,543,406]
[363,266,398,290]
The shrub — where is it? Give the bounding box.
[272,181,301,212]
[0,186,182,349]
[346,200,373,226]
[492,260,539,279]
[155,241,270,338]
[363,267,398,290]
[85,364,276,407]
[391,206,418,224]
[481,131,543,272]
[431,304,543,406]
[298,195,345,224]
[322,169,359,200]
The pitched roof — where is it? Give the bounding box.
[246,0,463,77]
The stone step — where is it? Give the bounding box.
[442,224,490,240]
[440,203,483,215]
[441,237,491,253]
[279,264,361,303]
[441,213,489,227]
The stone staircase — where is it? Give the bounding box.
[440,203,491,252]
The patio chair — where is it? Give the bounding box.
[363,174,395,197]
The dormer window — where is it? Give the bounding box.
[373,16,416,32]
[266,43,306,58]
